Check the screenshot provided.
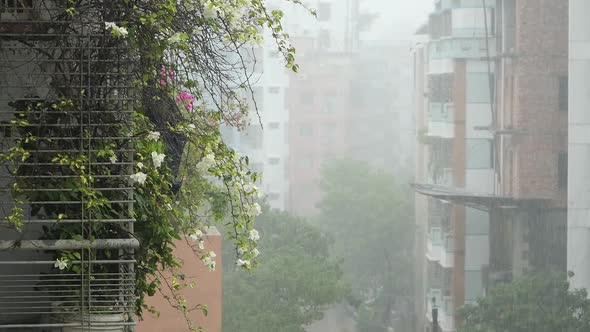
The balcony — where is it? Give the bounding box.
[430,37,496,60]
[0,3,136,330]
[427,103,454,138]
[441,233,454,268]
[427,227,443,262]
[426,290,455,332]
[427,227,454,268]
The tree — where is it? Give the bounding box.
[316,159,415,331]
[459,272,590,332]
[222,209,348,332]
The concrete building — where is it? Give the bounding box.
[413,2,496,331]
[287,52,355,217]
[413,1,569,331]
[225,0,360,212]
[568,0,590,292]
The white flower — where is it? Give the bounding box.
[236,259,251,268]
[246,203,262,217]
[130,172,147,185]
[117,26,129,37]
[196,153,216,173]
[243,183,257,194]
[198,240,205,250]
[203,1,219,19]
[248,229,260,241]
[190,229,204,241]
[137,162,144,169]
[237,246,247,255]
[104,22,128,38]
[147,131,160,141]
[54,258,68,270]
[202,251,216,267]
[252,248,260,258]
[151,152,166,168]
[208,261,216,271]
[109,155,117,164]
[188,123,196,130]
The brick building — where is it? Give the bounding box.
[413,1,568,331]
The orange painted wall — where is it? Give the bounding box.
[136,228,222,332]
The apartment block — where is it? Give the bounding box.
[413,1,568,331]
[225,0,360,212]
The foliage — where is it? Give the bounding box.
[0,0,310,329]
[315,159,414,331]
[459,272,590,332]
[222,209,348,332]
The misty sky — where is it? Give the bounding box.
[361,0,433,41]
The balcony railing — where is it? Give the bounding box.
[0,2,136,330]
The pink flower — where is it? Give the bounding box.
[177,90,196,112]
[159,66,176,87]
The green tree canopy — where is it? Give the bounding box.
[459,273,590,332]
[222,209,348,332]
[316,159,414,331]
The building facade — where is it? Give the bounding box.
[225,0,361,212]
[413,1,568,331]
[568,0,590,292]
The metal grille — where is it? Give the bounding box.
[0,1,136,330]
[0,0,33,13]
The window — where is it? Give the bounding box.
[320,122,337,138]
[466,139,493,169]
[269,122,280,129]
[301,91,314,106]
[268,86,280,94]
[324,91,338,112]
[299,124,313,137]
[466,73,495,103]
[317,2,331,21]
[558,152,568,189]
[242,125,263,149]
[559,76,568,112]
[253,48,263,73]
[268,157,280,165]
[268,192,280,200]
[318,29,331,49]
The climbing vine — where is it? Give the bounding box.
[0,0,308,330]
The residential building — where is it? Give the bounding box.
[287,52,355,217]
[225,0,360,212]
[413,1,569,331]
[413,2,496,331]
[568,0,590,291]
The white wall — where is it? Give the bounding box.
[568,0,590,290]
